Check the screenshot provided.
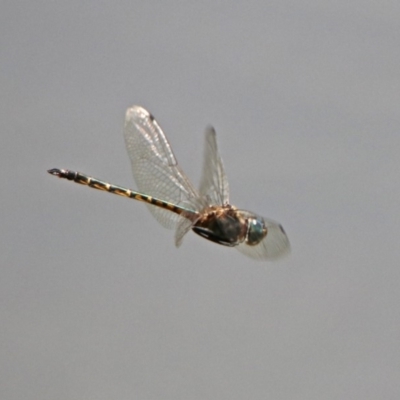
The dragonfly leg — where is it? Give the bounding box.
[192,226,238,247]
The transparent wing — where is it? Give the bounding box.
[124,106,201,229]
[236,218,290,260]
[175,217,194,247]
[198,126,229,206]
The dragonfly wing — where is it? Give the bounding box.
[124,106,200,229]
[198,126,229,206]
[175,217,195,247]
[236,218,290,260]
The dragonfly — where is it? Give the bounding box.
[48,105,290,260]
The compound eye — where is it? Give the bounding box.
[246,217,267,246]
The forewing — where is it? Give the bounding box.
[198,126,229,206]
[236,218,290,260]
[124,106,200,229]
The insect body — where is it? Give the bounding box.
[48,106,290,260]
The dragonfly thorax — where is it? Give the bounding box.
[191,205,268,248]
[192,205,247,247]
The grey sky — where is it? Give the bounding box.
[2,1,400,399]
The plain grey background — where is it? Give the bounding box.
[2,1,399,399]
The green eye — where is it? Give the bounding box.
[246,217,267,245]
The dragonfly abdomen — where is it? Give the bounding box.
[47,168,192,216]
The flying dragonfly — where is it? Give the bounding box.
[48,106,290,260]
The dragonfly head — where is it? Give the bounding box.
[246,215,268,245]
[234,210,290,260]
